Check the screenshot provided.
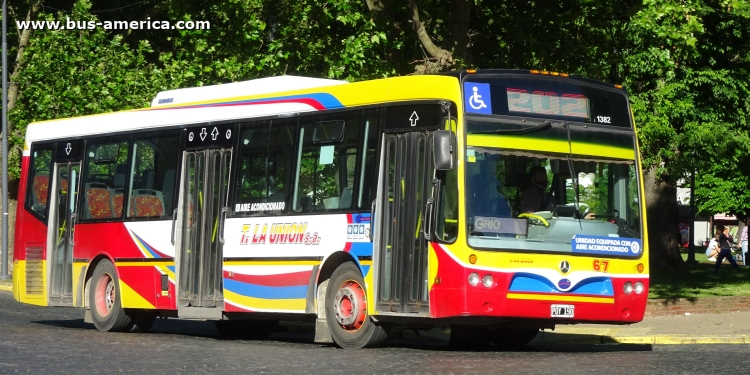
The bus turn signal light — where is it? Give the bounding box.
[637,263,644,273]
[469,254,477,264]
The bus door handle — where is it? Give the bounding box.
[423,198,434,241]
[69,213,77,247]
[219,207,228,244]
[170,209,177,245]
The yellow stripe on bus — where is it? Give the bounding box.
[118,280,156,309]
[468,134,635,160]
[506,293,614,304]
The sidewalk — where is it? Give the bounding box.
[0,278,11,292]
[408,311,750,345]
[534,311,750,344]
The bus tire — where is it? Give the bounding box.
[325,262,387,349]
[89,259,132,332]
[488,327,539,347]
[126,309,157,333]
[214,320,278,339]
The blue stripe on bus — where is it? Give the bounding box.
[348,242,373,257]
[509,273,614,296]
[132,232,161,259]
[223,278,308,299]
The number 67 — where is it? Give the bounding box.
[593,259,609,272]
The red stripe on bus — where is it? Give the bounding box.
[223,270,312,287]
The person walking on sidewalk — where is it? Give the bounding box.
[741,218,749,266]
[715,225,741,274]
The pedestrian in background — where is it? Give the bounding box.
[741,218,749,266]
[715,225,741,274]
[706,235,720,262]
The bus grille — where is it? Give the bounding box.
[25,246,44,295]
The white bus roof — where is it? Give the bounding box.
[150,75,348,107]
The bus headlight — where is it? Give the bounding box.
[482,274,494,288]
[634,281,644,294]
[623,281,633,294]
[468,273,480,286]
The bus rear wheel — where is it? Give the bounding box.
[325,262,387,349]
[89,259,132,332]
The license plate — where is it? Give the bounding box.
[551,304,574,318]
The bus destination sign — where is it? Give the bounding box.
[463,76,631,128]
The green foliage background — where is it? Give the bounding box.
[5,0,750,219]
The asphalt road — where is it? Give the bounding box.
[1,291,749,374]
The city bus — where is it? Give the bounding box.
[12,70,648,348]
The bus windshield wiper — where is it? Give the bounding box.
[470,121,552,135]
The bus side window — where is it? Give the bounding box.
[26,143,54,221]
[127,130,180,218]
[82,136,130,220]
[235,119,295,215]
[293,111,361,212]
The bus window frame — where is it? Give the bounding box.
[77,134,133,223]
[125,128,184,221]
[25,141,56,223]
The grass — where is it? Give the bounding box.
[648,247,750,300]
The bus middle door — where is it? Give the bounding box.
[375,130,434,314]
[175,124,234,319]
[47,140,83,306]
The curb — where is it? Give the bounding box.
[535,327,750,345]
[0,283,12,292]
[536,334,750,345]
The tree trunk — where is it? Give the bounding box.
[449,0,472,63]
[644,168,686,270]
[8,1,42,112]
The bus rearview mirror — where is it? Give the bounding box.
[433,130,456,171]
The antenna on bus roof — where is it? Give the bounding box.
[150,76,348,108]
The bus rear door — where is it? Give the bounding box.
[175,124,234,319]
[48,140,83,306]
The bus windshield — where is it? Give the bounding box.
[465,146,642,257]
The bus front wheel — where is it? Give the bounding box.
[325,262,387,349]
[89,259,133,332]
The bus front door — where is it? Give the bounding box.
[375,131,433,314]
[176,147,232,316]
[48,160,81,306]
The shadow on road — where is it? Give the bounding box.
[31,318,652,353]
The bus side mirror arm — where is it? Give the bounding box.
[170,209,177,245]
[370,199,376,242]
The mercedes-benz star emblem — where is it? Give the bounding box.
[559,260,570,274]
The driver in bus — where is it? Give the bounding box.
[520,165,556,213]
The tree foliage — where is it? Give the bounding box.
[5,0,750,266]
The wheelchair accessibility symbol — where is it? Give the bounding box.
[463,82,492,114]
[469,87,487,110]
